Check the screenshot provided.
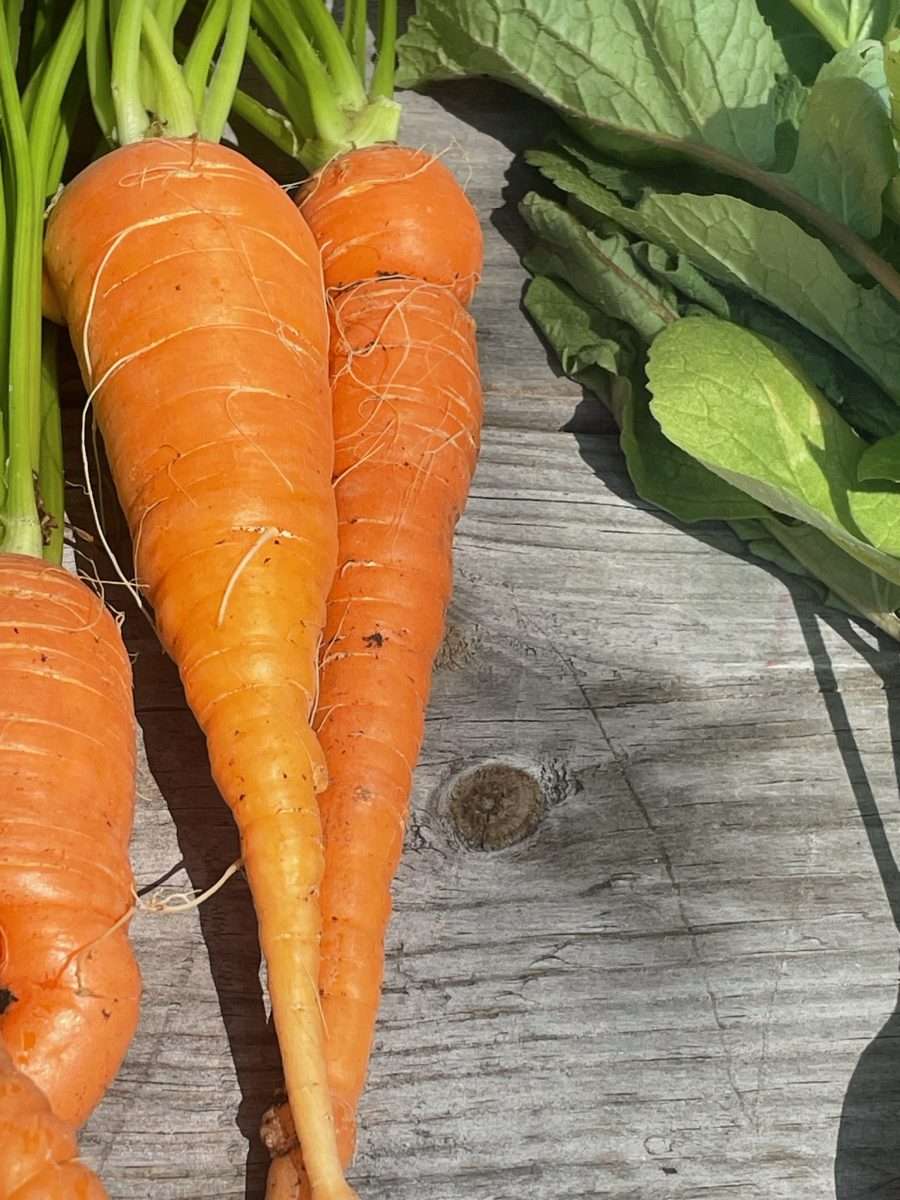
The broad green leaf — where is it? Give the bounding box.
[618,378,770,523]
[646,316,900,586]
[522,274,765,522]
[522,275,634,378]
[630,242,731,318]
[632,192,900,404]
[783,41,894,236]
[743,517,900,637]
[785,0,900,49]
[756,0,833,81]
[726,293,900,438]
[520,194,679,342]
[858,431,900,480]
[398,0,784,166]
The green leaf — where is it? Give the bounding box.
[785,0,900,50]
[627,192,900,405]
[646,316,900,586]
[858,431,900,480]
[520,193,680,342]
[738,516,900,637]
[630,242,731,318]
[522,274,635,379]
[398,0,785,165]
[618,376,770,523]
[783,41,894,237]
[756,0,832,82]
[527,141,900,435]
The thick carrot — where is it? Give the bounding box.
[43,132,352,1199]
[0,556,139,1127]
[0,1036,107,1199]
[265,270,483,1196]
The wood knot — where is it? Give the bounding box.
[448,762,544,850]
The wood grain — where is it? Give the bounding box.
[66,83,900,1200]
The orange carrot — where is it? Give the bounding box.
[235,7,486,1191]
[0,556,139,1128]
[43,132,352,1199]
[0,1036,107,1199]
[265,267,483,1197]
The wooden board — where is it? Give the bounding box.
[72,82,900,1200]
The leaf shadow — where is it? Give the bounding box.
[61,392,280,1199]
[793,607,900,1200]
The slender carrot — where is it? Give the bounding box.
[237,4,484,1191]
[44,5,353,1195]
[0,1036,107,1199]
[0,0,140,1142]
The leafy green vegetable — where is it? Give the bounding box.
[858,432,900,480]
[522,275,633,379]
[526,142,900,404]
[398,0,900,636]
[520,194,679,342]
[784,0,900,50]
[647,317,900,584]
[784,41,894,236]
[399,0,785,163]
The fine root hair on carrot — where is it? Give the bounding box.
[79,389,150,618]
[215,526,282,628]
[54,901,138,996]
[223,386,296,492]
[140,857,244,914]
[302,144,452,211]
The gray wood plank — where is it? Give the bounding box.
[63,82,900,1200]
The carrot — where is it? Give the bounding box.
[0,0,139,1169]
[234,4,484,1192]
[44,5,353,1195]
[0,1037,107,1199]
[0,555,139,1128]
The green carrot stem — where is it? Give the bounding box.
[199,0,250,141]
[85,0,115,142]
[28,0,86,199]
[245,24,315,143]
[346,0,367,77]
[231,87,300,157]
[370,0,396,100]
[111,0,147,143]
[256,0,367,111]
[183,0,229,116]
[38,326,63,565]
[254,0,349,147]
[0,9,41,556]
[140,5,196,136]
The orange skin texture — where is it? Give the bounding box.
[44,138,354,1200]
[0,555,138,1130]
[0,1036,107,1199]
[267,147,484,1198]
[299,146,483,304]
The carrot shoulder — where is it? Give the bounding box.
[43,136,352,1200]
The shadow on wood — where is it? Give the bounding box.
[795,610,900,1200]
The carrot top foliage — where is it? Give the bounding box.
[84,0,250,146]
[0,2,83,562]
[233,0,401,169]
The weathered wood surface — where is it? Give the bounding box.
[71,82,900,1200]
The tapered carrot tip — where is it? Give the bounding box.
[266,1154,302,1200]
